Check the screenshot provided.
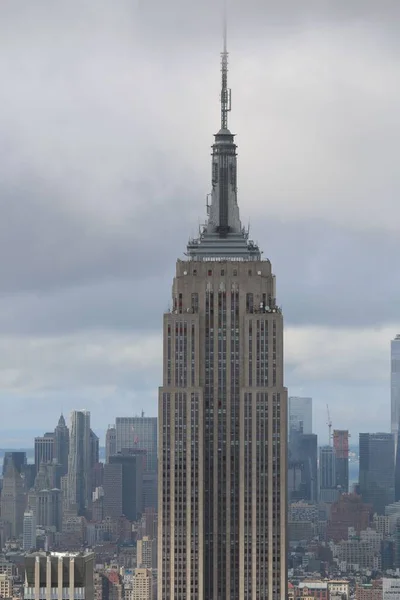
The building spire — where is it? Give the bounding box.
[220,0,231,131]
[185,3,261,261]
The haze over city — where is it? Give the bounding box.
[0,0,399,445]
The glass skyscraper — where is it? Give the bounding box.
[115,416,157,473]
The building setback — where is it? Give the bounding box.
[158,29,287,600]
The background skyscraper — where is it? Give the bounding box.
[391,335,400,438]
[333,429,349,493]
[105,425,116,463]
[2,451,27,477]
[158,31,287,600]
[359,432,395,515]
[288,396,312,437]
[115,416,157,472]
[290,433,318,503]
[319,445,339,503]
[1,463,26,538]
[54,413,69,476]
[319,445,336,489]
[103,451,144,521]
[22,510,36,551]
[66,410,91,516]
[34,433,54,471]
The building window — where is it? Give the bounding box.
[233,269,237,276]
[208,270,212,276]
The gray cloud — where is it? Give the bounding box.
[0,0,398,442]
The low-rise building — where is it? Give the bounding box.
[295,581,328,600]
[328,580,349,599]
[382,578,400,600]
[355,580,382,600]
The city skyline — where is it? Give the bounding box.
[0,1,399,443]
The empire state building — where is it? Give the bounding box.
[158,30,287,600]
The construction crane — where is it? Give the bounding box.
[326,404,332,445]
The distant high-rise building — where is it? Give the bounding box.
[290,433,318,503]
[1,463,26,538]
[333,429,349,493]
[391,335,400,438]
[2,451,27,477]
[66,410,91,515]
[103,451,144,522]
[105,426,116,463]
[54,413,69,476]
[359,433,395,515]
[89,429,100,496]
[22,510,36,551]
[289,396,312,436]
[137,536,157,569]
[34,433,55,471]
[142,472,157,511]
[319,445,336,489]
[24,552,94,600]
[36,489,62,532]
[116,416,157,472]
[158,31,287,600]
[34,461,62,492]
[319,445,338,503]
[90,429,99,467]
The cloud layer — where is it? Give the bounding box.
[0,0,398,445]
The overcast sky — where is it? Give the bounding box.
[0,0,399,447]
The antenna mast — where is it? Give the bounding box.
[326,404,332,446]
[220,0,231,130]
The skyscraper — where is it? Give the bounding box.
[158,30,287,600]
[103,451,144,522]
[288,396,312,436]
[391,335,400,438]
[319,445,339,503]
[115,416,157,472]
[105,425,116,463]
[291,433,318,503]
[54,413,69,476]
[359,433,395,515]
[333,429,349,493]
[23,510,36,551]
[36,489,62,531]
[319,445,336,489]
[66,410,91,516]
[2,451,27,477]
[1,463,26,538]
[34,433,54,471]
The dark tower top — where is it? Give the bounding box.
[186,21,261,261]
